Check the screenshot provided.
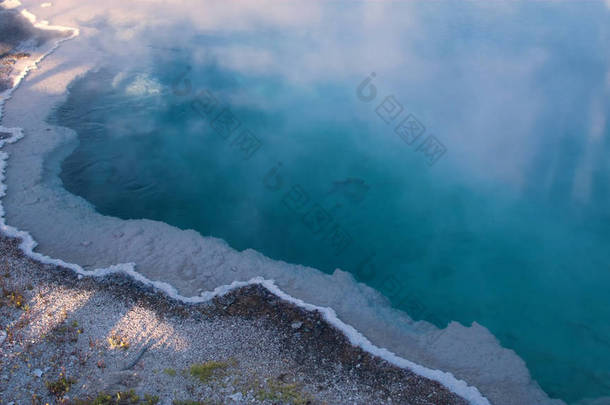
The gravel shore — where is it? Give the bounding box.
[0,235,469,404]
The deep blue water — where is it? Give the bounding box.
[54,2,610,403]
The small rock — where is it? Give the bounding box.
[291,321,303,330]
[32,369,43,378]
[228,392,243,402]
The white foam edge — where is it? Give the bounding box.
[0,4,491,405]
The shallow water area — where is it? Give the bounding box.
[3,1,610,404]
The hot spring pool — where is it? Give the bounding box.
[7,1,610,403]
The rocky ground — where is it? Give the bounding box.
[0,6,68,92]
[0,234,469,405]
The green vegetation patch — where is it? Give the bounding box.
[255,378,312,405]
[163,368,177,377]
[71,390,159,404]
[108,333,130,350]
[1,287,28,310]
[189,360,229,383]
[46,375,76,398]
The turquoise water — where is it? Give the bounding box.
[54,2,610,403]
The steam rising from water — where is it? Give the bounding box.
[4,1,610,404]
